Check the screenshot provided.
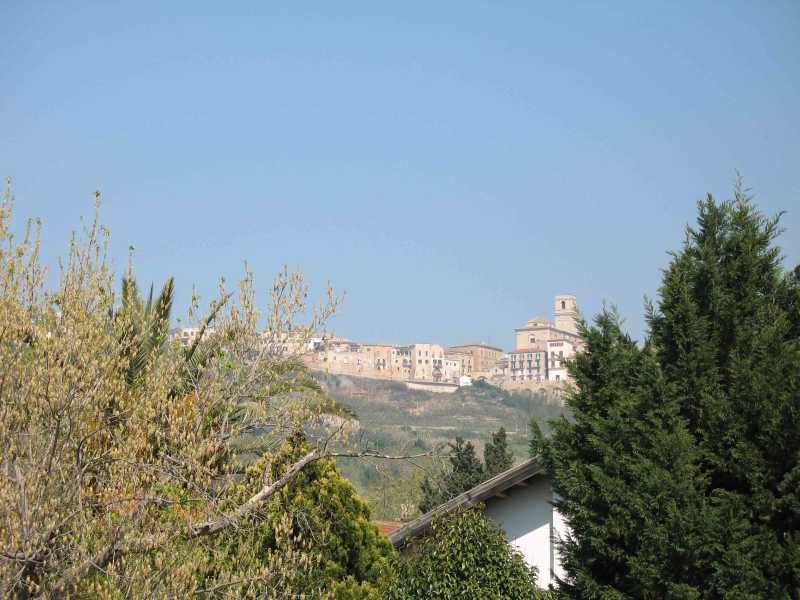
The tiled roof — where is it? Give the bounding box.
[448,343,504,352]
[374,521,403,536]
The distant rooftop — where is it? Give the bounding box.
[449,342,504,352]
[515,317,552,330]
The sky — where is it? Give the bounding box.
[2,1,798,349]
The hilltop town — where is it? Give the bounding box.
[304,294,583,393]
[171,294,583,395]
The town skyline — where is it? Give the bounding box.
[173,293,584,392]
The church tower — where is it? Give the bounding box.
[554,294,579,334]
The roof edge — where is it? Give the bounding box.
[387,458,545,548]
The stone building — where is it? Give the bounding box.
[447,343,504,378]
[410,343,446,381]
[305,340,463,383]
[554,294,579,335]
[445,350,473,378]
[390,346,413,380]
[504,295,582,386]
[299,294,582,388]
[545,338,576,383]
[506,349,548,384]
[305,340,410,380]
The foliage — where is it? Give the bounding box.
[0,185,397,597]
[419,427,517,513]
[419,437,485,513]
[484,426,514,478]
[534,310,709,598]
[165,431,396,598]
[647,183,800,596]
[114,266,175,387]
[419,427,514,513]
[317,370,566,520]
[382,508,541,599]
[537,182,800,598]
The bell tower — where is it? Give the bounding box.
[554,294,578,334]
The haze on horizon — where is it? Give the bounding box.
[1,1,798,350]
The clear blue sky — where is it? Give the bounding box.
[2,1,798,349]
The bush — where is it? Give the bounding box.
[383,508,541,599]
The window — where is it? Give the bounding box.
[561,300,566,310]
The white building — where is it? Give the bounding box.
[504,294,583,386]
[546,339,575,383]
[389,458,567,590]
[168,326,213,348]
[507,349,548,383]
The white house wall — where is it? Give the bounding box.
[484,476,564,589]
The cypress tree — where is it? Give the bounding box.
[538,182,800,597]
[484,427,514,477]
[535,310,709,597]
[648,183,800,596]
[419,438,485,513]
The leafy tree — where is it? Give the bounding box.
[536,182,800,597]
[180,431,396,598]
[0,187,421,597]
[484,426,514,478]
[383,508,541,599]
[419,437,484,513]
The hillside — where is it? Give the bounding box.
[312,372,569,520]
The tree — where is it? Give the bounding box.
[647,184,800,596]
[383,508,541,599]
[114,268,175,387]
[99,431,396,598]
[536,182,800,597]
[0,186,419,596]
[484,427,514,478]
[419,438,484,513]
[114,264,234,399]
[533,310,710,597]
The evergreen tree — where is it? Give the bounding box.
[537,183,800,597]
[419,438,485,513]
[447,437,485,492]
[647,185,800,596]
[418,475,446,515]
[484,427,514,478]
[534,311,710,597]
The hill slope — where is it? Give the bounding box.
[313,372,569,520]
